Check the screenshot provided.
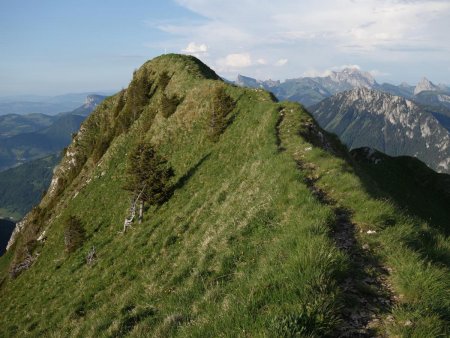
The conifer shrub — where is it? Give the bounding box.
[118,68,154,134]
[113,90,126,118]
[64,215,86,253]
[124,142,175,209]
[91,133,113,164]
[207,85,235,142]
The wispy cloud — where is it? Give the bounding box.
[182,42,208,54]
[275,59,288,67]
[152,0,450,82]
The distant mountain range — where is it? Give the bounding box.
[0,95,106,171]
[234,69,450,173]
[235,67,379,107]
[0,92,113,116]
[234,69,450,110]
[311,88,450,173]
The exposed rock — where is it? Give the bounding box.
[311,88,450,173]
[86,246,96,265]
[10,252,39,278]
[6,218,26,251]
[414,77,439,95]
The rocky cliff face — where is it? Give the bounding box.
[311,88,450,173]
[414,77,439,95]
[327,67,376,89]
[84,94,104,108]
[70,94,107,116]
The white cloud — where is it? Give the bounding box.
[216,53,252,71]
[275,59,288,66]
[182,42,208,53]
[256,58,267,65]
[181,42,208,57]
[332,65,361,71]
[163,0,450,82]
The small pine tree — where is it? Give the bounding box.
[64,215,86,253]
[124,142,175,222]
[207,86,235,142]
[118,68,154,133]
[113,89,126,118]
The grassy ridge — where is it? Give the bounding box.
[0,59,348,336]
[0,55,449,337]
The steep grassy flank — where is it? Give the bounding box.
[351,147,450,232]
[279,102,450,336]
[0,55,449,337]
[0,55,348,337]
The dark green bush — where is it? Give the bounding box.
[207,85,235,142]
[124,142,175,207]
[64,215,86,253]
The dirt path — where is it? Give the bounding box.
[297,160,395,337]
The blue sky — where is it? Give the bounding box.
[1,0,450,95]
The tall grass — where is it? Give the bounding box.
[279,101,450,336]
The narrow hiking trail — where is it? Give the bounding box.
[296,160,396,337]
[276,106,397,336]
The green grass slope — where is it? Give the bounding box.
[350,147,450,233]
[0,54,449,337]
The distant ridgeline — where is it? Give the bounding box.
[235,71,450,173]
[0,95,106,220]
[0,55,450,337]
[0,95,106,172]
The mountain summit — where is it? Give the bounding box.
[328,67,376,89]
[414,76,439,95]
